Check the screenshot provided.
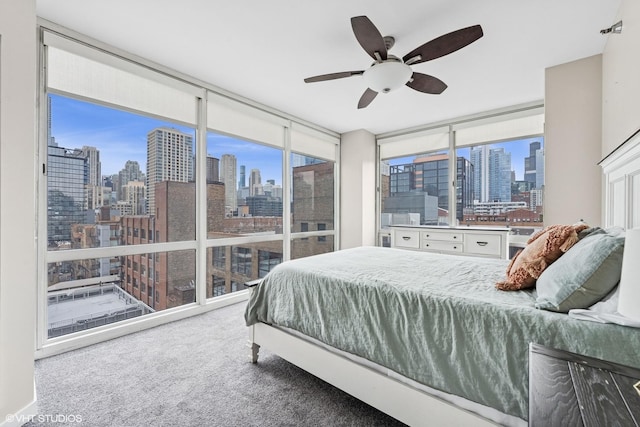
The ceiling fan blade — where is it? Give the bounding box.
[403,25,483,65]
[406,72,448,94]
[351,16,387,61]
[304,71,364,83]
[358,88,378,109]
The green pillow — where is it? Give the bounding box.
[535,228,625,312]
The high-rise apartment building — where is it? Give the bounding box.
[524,141,541,185]
[118,160,145,202]
[146,128,193,215]
[470,146,512,203]
[470,145,490,202]
[82,146,101,186]
[239,165,246,188]
[488,148,512,203]
[387,154,473,222]
[249,168,262,196]
[47,142,88,244]
[80,145,106,211]
[535,147,545,189]
[220,154,237,215]
[122,181,146,215]
[206,155,220,184]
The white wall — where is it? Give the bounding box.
[544,55,603,226]
[0,0,38,425]
[340,130,377,249]
[602,0,640,157]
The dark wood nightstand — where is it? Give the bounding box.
[529,343,640,426]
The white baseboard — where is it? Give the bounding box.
[1,397,37,427]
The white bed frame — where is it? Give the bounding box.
[248,322,498,426]
[247,128,640,426]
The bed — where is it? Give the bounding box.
[245,246,640,425]
[245,129,640,426]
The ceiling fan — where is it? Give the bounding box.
[304,16,483,109]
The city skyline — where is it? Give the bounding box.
[49,94,284,185]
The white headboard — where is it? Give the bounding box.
[600,128,640,229]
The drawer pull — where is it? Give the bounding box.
[476,241,488,246]
[402,236,411,240]
[453,246,457,250]
[453,236,457,239]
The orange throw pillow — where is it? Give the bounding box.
[496,224,589,291]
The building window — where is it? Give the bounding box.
[213,246,225,269]
[231,247,252,275]
[258,250,282,278]
[212,275,225,297]
[317,223,327,242]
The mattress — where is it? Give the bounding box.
[245,246,640,421]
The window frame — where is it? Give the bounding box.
[376,103,544,242]
[36,23,340,358]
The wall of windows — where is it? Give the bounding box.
[377,106,544,253]
[39,26,339,355]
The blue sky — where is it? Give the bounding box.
[49,94,284,184]
[50,94,542,184]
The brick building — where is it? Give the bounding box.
[291,161,334,259]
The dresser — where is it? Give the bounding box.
[389,225,509,259]
[529,343,640,427]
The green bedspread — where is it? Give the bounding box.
[245,246,640,421]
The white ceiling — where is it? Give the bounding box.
[36,0,621,135]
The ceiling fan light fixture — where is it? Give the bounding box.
[363,60,412,93]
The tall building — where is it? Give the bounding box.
[146,128,193,215]
[122,181,146,215]
[535,147,545,189]
[80,146,105,211]
[118,160,145,202]
[488,148,512,202]
[220,154,237,215]
[471,146,514,204]
[470,145,490,202]
[249,168,262,196]
[239,165,246,189]
[524,141,541,185]
[47,142,88,245]
[82,146,101,186]
[291,161,334,258]
[206,155,220,183]
[387,154,473,222]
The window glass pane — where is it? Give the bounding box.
[206,241,282,298]
[206,132,283,238]
[380,150,450,228]
[291,236,334,260]
[47,94,195,251]
[47,249,195,338]
[291,154,334,233]
[456,137,545,252]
